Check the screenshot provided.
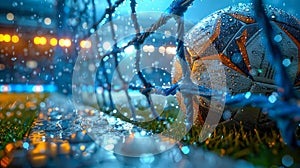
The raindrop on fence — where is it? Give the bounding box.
[181,146,190,155]
[274,34,282,43]
[282,154,294,167]
[282,58,291,67]
[244,92,251,99]
[268,95,277,103]
[222,110,232,120]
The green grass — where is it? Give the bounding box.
[0,93,48,151]
[1,93,299,167]
[101,95,300,167]
[186,125,300,167]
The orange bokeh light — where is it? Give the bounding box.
[33,36,40,45]
[11,35,19,43]
[3,34,11,42]
[80,40,92,49]
[49,38,57,46]
[0,34,4,42]
[59,38,72,47]
[33,36,47,45]
[39,37,47,45]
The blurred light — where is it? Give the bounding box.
[0,85,11,92]
[59,38,72,47]
[44,85,57,92]
[158,46,165,54]
[64,38,71,47]
[5,143,14,153]
[103,41,111,50]
[1,156,12,168]
[44,17,51,25]
[3,34,11,42]
[6,13,14,21]
[50,38,58,46]
[60,142,70,154]
[80,40,92,49]
[96,87,103,94]
[14,84,24,92]
[148,45,155,53]
[32,85,44,93]
[34,36,40,45]
[23,142,29,150]
[26,60,38,69]
[181,146,190,154]
[166,46,176,55]
[82,22,88,29]
[244,91,251,99]
[164,30,171,38]
[143,45,155,53]
[104,144,114,151]
[58,39,64,47]
[0,84,56,93]
[11,35,19,43]
[0,34,4,42]
[39,37,47,45]
[124,45,135,55]
[143,45,149,52]
[80,145,86,151]
[0,64,5,70]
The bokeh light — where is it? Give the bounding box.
[50,38,58,46]
[11,35,19,43]
[6,13,14,21]
[80,40,92,49]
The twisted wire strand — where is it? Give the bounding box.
[106,0,138,120]
[130,0,160,119]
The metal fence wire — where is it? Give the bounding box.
[84,0,300,147]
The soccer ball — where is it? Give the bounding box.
[173,3,300,129]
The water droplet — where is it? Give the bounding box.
[249,69,257,76]
[271,14,276,19]
[282,58,291,67]
[23,142,29,150]
[274,34,282,43]
[222,110,232,120]
[140,130,147,136]
[12,2,18,7]
[244,92,251,99]
[282,155,294,167]
[268,95,277,103]
[181,146,190,154]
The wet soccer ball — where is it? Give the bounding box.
[173,3,300,129]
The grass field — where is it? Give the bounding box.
[100,93,300,167]
[0,92,299,167]
[0,93,48,151]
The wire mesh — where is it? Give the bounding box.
[78,0,300,147]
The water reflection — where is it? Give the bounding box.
[1,93,257,168]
